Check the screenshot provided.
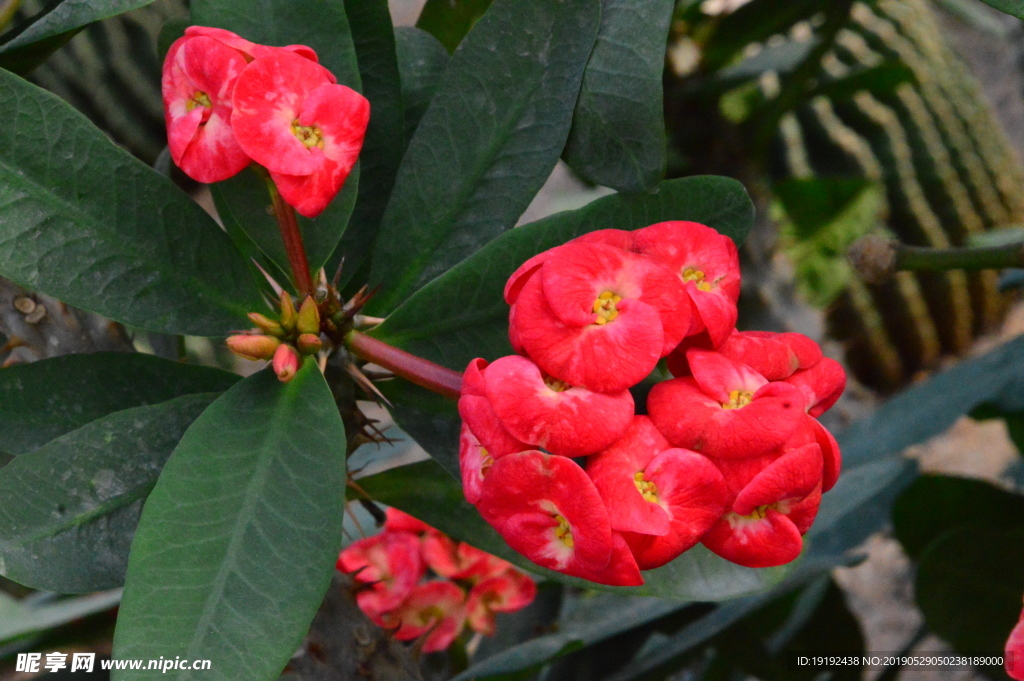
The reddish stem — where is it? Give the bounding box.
[346,331,463,400]
[263,172,313,296]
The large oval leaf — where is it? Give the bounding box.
[371,176,754,371]
[0,69,262,335]
[112,362,346,681]
[0,352,238,455]
[366,0,602,314]
[0,394,218,593]
[562,0,675,192]
[393,27,449,143]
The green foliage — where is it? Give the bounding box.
[112,363,346,681]
[0,590,123,644]
[393,27,449,145]
[562,0,674,193]
[0,0,156,73]
[0,68,263,335]
[416,0,492,53]
[372,176,754,372]
[0,353,237,455]
[974,0,1024,19]
[366,0,602,314]
[0,394,217,593]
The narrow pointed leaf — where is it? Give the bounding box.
[0,69,262,335]
[0,394,218,593]
[415,0,492,53]
[371,176,754,371]
[562,0,675,192]
[366,0,602,314]
[0,352,238,455]
[112,362,346,681]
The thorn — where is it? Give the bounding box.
[251,258,284,296]
[353,315,386,328]
[345,362,392,406]
[331,256,346,288]
[358,498,387,526]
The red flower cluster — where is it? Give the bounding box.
[162,27,369,217]
[459,222,846,585]
[338,509,536,652]
[1007,599,1024,680]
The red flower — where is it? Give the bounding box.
[231,50,369,217]
[162,35,251,183]
[474,355,634,457]
[382,581,466,653]
[509,242,691,393]
[476,450,642,586]
[648,349,805,458]
[384,507,432,535]
[422,532,493,581]
[784,357,846,417]
[1006,600,1024,680]
[668,330,822,381]
[467,570,538,635]
[700,441,823,567]
[338,532,424,612]
[632,221,741,348]
[183,26,318,63]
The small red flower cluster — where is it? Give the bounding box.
[162,27,369,217]
[459,222,846,586]
[338,509,537,653]
[1006,599,1024,680]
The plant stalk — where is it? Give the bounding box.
[848,234,1024,284]
[345,331,463,400]
[261,170,313,296]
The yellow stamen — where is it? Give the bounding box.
[633,471,659,503]
[744,505,769,520]
[553,514,574,548]
[291,120,324,148]
[544,375,571,392]
[592,291,622,325]
[480,448,494,476]
[682,267,713,292]
[185,91,212,112]
[722,389,753,409]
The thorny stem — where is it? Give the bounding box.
[849,234,1024,284]
[345,330,463,400]
[259,168,313,296]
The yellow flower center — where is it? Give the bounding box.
[553,513,574,548]
[743,505,769,520]
[185,91,212,112]
[722,389,753,409]
[480,448,494,476]
[291,121,324,148]
[633,472,659,503]
[682,267,713,292]
[544,375,571,392]
[592,291,622,325]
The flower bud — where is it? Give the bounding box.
[296,333,322,355]
[226,334,281,361]
[297,296,321,335]
[248,312,285,338]
[273,343,301,382]
[279,291,298,332]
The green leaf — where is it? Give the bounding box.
[0,69,262,335]
[0,590,123,644]
[974,0,1024,19]
[562,0,675,193]
[366,0,602,314]
[393,27,449,143]
[0,352,238,455]
[328,0,405,290]
[0,394,218,593]
[112,362,346,681]
[702,0,824,72]
[0,0,156,73]
[415,0,492,53]
[192,0,363,277]
[210,164,359,276]
[809,63,916,102]
[371,176,755,371]
[357,458,787,600]
[916,526,1024,655]
[893,475,1024,560]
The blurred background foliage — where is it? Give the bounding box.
[4,0,1024,679]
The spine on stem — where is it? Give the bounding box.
[345,331,463,400]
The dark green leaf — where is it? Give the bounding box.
[366,0,602,314]
[701,0,824,72]
[974,0,1024,19]
[0,69,263,335]
[774,177,873,240]
[357,458,787,600]
[562,0,674,193]
[415,0,492,53]
[0,394,218,593]
[0,589,123,644]
[393,26,449,148]
[211,164,359,276]
[916,526,1024,655]
[328,0,405,290]
[0,0,156,73]
[112,363,346,681]
[809,63,916,102]
[0,352,238,455]
[371,176,755,371]
[893,475,1024,560]
[377,377,461,478]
